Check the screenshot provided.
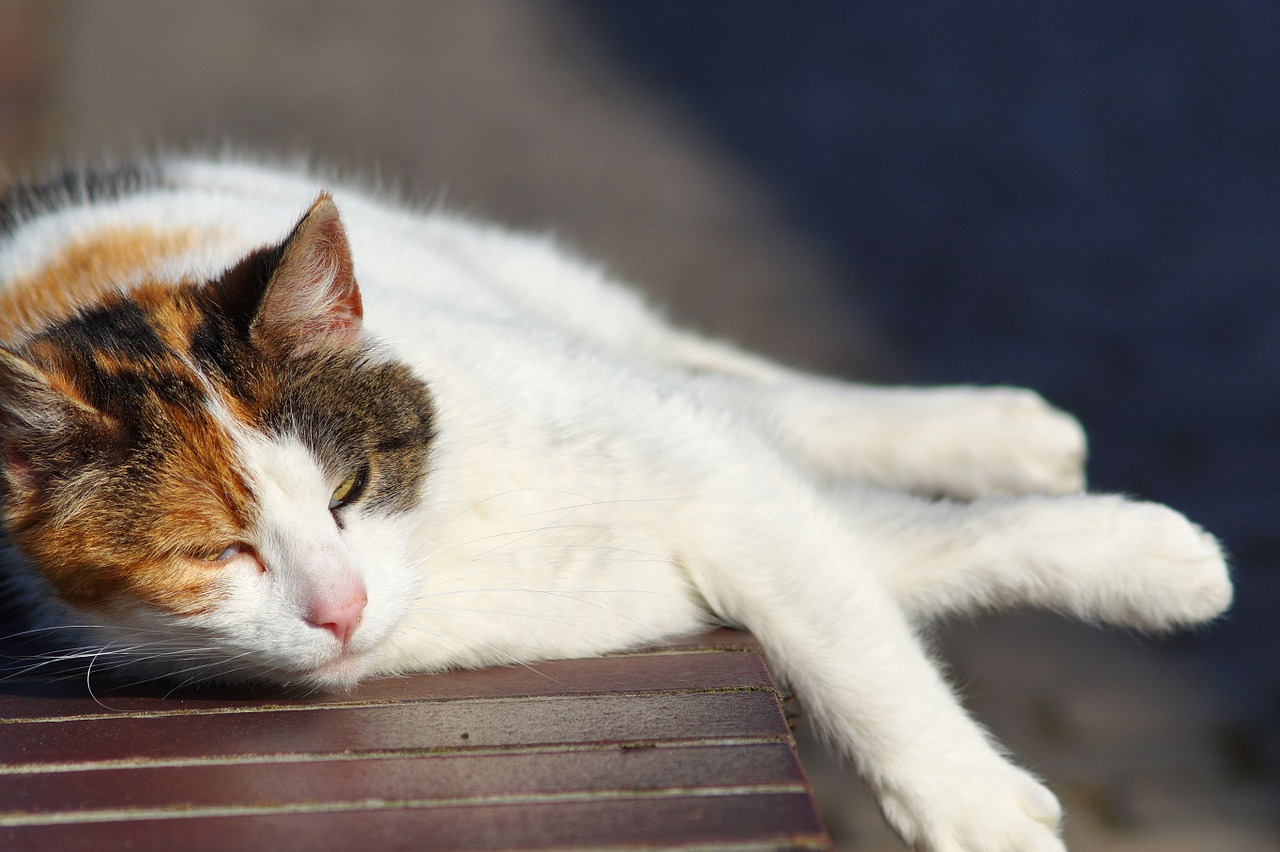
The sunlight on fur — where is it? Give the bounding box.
[0,157,1231,852]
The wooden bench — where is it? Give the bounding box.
[0,629,831,850]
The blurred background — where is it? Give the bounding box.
[1,1,1276,848]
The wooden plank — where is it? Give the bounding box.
[0,690,790,766]
[0,743,807,815]
[0,630,832,849]
[1,793,830,851]
[0,646,775,720]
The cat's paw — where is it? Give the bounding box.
[772,382,1086,499]
[1091,499,1233,630]
[942,388,1087,499]
[885,757,1065,852]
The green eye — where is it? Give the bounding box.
[204,543,243,563]
[329,464,368,510]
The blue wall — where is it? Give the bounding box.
[583,3,1280,600]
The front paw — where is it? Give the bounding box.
[1090,499,1233,630]
[883,756,1065,852]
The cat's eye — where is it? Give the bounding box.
[204,543,244,563]
[329,464,369,511]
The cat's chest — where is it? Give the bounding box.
[380,486,705,671]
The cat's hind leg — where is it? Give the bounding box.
[446,227,1085,499]
[758,381,1088,498]
[662,334,1087,499]
[829,484,1232,630]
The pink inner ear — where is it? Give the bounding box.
[257,194,364,358]
[287,239,363,352]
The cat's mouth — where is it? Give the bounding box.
[289,648,372,690]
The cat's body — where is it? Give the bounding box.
[0,157,1230,852]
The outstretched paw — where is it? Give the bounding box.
[1090,499,1233,630]
[885,755,1065,852]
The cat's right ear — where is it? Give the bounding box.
[214,193,363,359]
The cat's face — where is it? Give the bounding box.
[0,196,435,688]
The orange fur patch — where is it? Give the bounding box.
[3,273,256,617]
[0,227,200,343]
[2,209,433,625]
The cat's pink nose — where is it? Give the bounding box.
[307,590,368,645]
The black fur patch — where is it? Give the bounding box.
[0,164,158,236]
[191,229,436,517]
[264,351,436,515]
[26,297,203,419]
[192,315,435,516]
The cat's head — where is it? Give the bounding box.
[0,195,434,689]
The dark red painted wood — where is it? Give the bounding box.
[0,629,832,850]
[0,646,774,719]
[1,793,830,851]
[0,743,806,813]
[0,691,789,765]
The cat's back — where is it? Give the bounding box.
[0,157,660,357]
[0,159,476,335]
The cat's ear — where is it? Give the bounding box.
[218,193,363,359]
[0,347,103,492]
[0,347,99,430]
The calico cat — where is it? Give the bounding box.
[0,157,1230,852]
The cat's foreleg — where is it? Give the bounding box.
[830,485,1232,630]
[678,486,1067,851]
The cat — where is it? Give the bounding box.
[0,156,1231,852]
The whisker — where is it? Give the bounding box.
[84,647,122,712]
[161,653,264,695]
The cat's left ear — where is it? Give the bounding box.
[0,346,113,494]
[229,193,363,359]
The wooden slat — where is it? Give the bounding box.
[0,629,832,850]
[0,691,789,766]
[0,744,806,814]
[0,645,775,719]
[1,794,830,851]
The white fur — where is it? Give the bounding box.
[0,157,1232,852]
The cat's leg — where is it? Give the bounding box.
[694,371,1088,499]
[443,225,1084,498]
[760,379,1086,498]
[661,333,1087,499]
[680,458,1228,849]
[679,482,1067,851]
[828,484,1232,630]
